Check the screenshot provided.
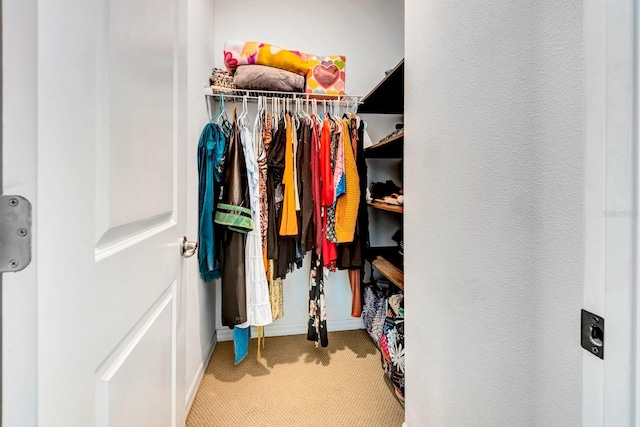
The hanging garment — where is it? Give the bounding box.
[237,117,272,328]
[233,326,251,365]
[320,119,337,268]
[336,118,368,317]
[325,121,339,244]
[197,122,226,282]
[348,269,362,317]
[333,120,346,199]
[266,118,285,261]
[297,120,314,253]
[310,119,323,255]
[258,113,271,275]
[307,251,328,348]
[320,120,334,206]
[233,116,272,363]
[279,114,298,236]
[215,119,251,327]
[268,259,284,321]
[335,119,360,243]
[337,117,367,267]
[267,118,297,279]
[292,118,301,212]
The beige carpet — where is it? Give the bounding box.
[187,329,405,427]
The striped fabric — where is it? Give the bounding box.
[215,203,253,233]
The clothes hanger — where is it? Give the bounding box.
[254,96,264,155]
[282,98,288,129]
[211,94,224,123]
[216,95,230,126]
[270,97,277,132]
[302,97,311,124]
[237,95,248,127]
[293,98,301,128]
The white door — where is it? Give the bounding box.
[3,0,189,425]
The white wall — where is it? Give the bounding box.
[213,0,404,97]
[212,0,405,341]
[405,1,583,426]
[185,0,218,412]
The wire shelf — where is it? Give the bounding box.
[204,86,362,105]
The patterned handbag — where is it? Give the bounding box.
[209,68,236,92]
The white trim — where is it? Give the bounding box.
[634,0,640,423]
[184,331,217,414]
[583,0,607,424]
[216,318,365,342]
[584,0,638,425]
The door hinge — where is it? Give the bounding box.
[581,309,604,359]
[0,195,32,273]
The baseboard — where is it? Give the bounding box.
[185,330,217,413]
[216,317,364,342]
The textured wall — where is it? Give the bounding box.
[404,1,583,425]
[213,0,404,97]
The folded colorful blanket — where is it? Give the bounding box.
[234,65,305,92]
[224,39,309,75]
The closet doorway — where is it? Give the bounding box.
[184,0,406,426]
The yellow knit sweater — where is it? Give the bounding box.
[335,120,360,243]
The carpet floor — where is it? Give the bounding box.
[186,329,405,427]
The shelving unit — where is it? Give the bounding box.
[360,58,404,290]
[359,58,405,405]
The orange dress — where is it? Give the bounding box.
[279,115,298,236]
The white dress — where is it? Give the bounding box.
[236,118,272,328]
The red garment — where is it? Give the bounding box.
[318,119,337,268]
[310,120,323,255]
[320,120,334,207]
[322,213,337,270]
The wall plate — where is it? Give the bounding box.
[581,309,604,359]
[0,195,32,273]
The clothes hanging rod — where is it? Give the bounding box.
[204,87,362,104]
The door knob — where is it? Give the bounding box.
[180,236,198,258]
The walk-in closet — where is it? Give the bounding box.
[185,1,406,425]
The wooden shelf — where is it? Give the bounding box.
[358,59,404,114]
[366,246,403,264]
[372,256,404,290]
[367,201,404,213]
[364,133,403,158]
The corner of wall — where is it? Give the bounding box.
[185,330,217,414]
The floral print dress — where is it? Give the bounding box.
[307,252,328,347]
